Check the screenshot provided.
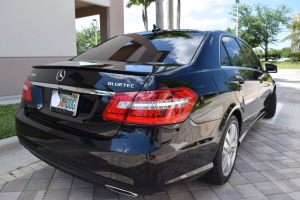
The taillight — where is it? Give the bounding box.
[103,88,197,125]
[22,78,32,101]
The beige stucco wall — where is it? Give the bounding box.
[80,0,110,7]
[0,57,72,96]
[108,0,124,38]
[0,0,77,57]
[0,0,124,97]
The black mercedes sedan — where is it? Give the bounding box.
[16,30,277,197]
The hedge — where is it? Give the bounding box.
[291,53,300,60]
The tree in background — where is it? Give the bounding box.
[253,48,264,59]
[228,4,292,61]
[281,47,291,58]
[225,27,261,48]
[76,25,100,55]
[282,14,300,53]
[126,0,155,31]
[269,48,282,58]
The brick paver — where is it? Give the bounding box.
[2,124,300,199]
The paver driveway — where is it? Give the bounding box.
[1,123,300,200]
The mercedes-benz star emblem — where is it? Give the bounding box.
[56,69,66,82]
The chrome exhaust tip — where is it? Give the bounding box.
[105,184,138,197]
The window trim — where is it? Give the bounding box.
[220,41,233,66]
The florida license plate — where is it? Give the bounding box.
[50,90,80,116]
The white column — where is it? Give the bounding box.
[156,0,164,29]
[167,0,174,29]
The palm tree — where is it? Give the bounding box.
[126,0,155,31]
[177,0,180,29]
[283,14,300,54]
[167,0,174,29]
[155,0,164,29]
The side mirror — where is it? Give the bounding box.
[265,63,277,73]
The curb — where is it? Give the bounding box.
[0,95,21,105]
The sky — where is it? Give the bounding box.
[76,0,300,50]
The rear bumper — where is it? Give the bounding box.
[16,102,218,195]
[18,137,142,195]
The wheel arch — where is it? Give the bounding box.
[273,84,277,93]
[231,109,242,137]
[219,103,243,136]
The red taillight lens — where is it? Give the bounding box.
[22,78,32,101]
[103,88,197,125]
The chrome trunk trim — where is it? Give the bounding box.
[31,82,116,96]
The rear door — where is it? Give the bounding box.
[237,40,272,112]
[220,36,260,128]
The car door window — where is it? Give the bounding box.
[220,42,232,66]
[222,37,247,67]
[237,40,261,70]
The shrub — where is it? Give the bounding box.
[291,53,300,61]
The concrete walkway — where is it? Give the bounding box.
[0,95,39,176]
[0,69,299,200]
[260,103,300,130]
[271,69,300,105]
[0,95,21,105]
[0,137,39,175]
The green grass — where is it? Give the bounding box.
[261,61,300,69]
[0,103,19,140]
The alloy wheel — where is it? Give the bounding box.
[222,123,238,176]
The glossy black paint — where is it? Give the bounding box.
[15,30,276,195]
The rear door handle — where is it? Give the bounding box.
[236,76,245,84]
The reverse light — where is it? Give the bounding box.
[22,78,32,101]
[103,88,197,125]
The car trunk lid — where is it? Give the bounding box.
[25,61,184,137]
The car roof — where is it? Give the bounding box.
[134,29,238,40]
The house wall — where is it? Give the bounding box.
[0,0,124,97]
[0,0,77,57]
[108,0,124,38]
[0,57,72,96]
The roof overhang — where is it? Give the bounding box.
[75,0,110,9]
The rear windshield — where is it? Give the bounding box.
[72,31,207,65]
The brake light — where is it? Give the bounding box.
[22,78,32,101]
[103,88,197,125]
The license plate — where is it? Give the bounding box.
[50,90,80,116]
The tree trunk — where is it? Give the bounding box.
[167,0,174,29]
[265,43,268,61]
[144,7,148,31]
[156,0,164,29]
[177,0,180,29]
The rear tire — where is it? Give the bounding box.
[203,116,239,185]
[264,91,277,119]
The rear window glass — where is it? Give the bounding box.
[237,40,261,70]
[222,37,245,67]
[72,31,207,65]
